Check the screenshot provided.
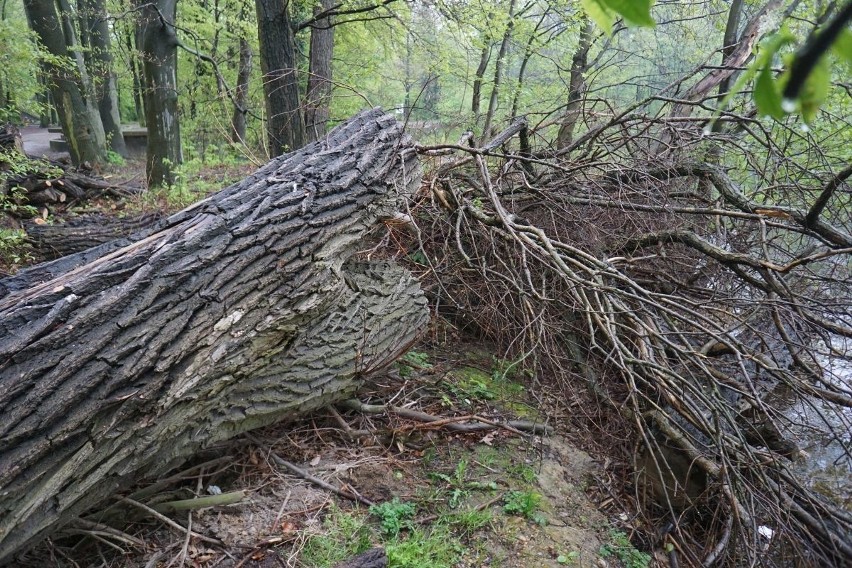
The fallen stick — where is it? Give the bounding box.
[244,433,374,507]
[339,399,552,436]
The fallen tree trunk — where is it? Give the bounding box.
[25,212,163,259]
[0,108,429,564]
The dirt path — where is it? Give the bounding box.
[19,126,68,160]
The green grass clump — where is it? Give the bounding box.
[300,506,373,567]
[385,525,464,568]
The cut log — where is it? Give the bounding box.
[25,212,163,259]
[0,109,429,564]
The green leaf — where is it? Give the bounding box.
[754,65,785,119]
[799,54,831,123]
[581,0,615,34]
[602,0,655,27]
[832,28,852,70]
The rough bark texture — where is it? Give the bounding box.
[23,0,106,166]
[0,109,428,564]
[304,0,334,144]
[255,0,304,156]
[25,213,163,259]
[136,0,182,187]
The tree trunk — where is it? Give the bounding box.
[230,36,252,144]
[23,0,107,165]
[125,22,146,126]
[25,213,162,259]
[80,0,129,156]
[481,0,515,140]
[304,0,334,143]
[255,0,304,156]
[56,0,107,151]
[471,42,490,124]
[0,109,428,564]
[136,0,182,187]
[556,17,593,151]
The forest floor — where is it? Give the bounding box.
[5,154,652,568]
[23,342,648,568]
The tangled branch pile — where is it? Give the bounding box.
[406,106,851,565]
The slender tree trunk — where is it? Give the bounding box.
[80,0,128,156]
[136,0,182,187]
[304,0,334,143]
[230,36,252,144]
[482,0,515,139]
[255,0,304,156]
[0,110,426,563]
[471,42,490,124]
[23,0,106,165]
[556,17,593,150]
[125,23,146,126]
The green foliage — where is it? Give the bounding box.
[0,186,38,219]
[369,498,416,538]
[0,15,46,122]
[0,228,33,267]
[300,506,373,567]
[385,525,464,568]
[105,150,125,166]
[396,350,432,378]
[557,551,580,565]
[502,490,546,524]
[599,531,651,568]
[582,0,655,33]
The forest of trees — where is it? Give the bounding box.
[1,0,851,566]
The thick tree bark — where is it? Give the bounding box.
[136,0,182,187]
[0,109,427,564]
[304,0,335,143]
[23,0,107,165]
[255,0,304,156]
[80,0,129,157]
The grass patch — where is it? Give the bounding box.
[385,525,464,568]
[300,506,373,567]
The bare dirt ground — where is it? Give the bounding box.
[13,342,642,568]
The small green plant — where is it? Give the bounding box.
[105,150,125,166]
[557,551,580,565]
[599,530,651,568]
[369,498,416,537]
[0,228,34,267]
[396,350,432,378]
[508,462,538,484]
[503,490,546,525]
[430,459,497,509]
[0,186,38,218]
